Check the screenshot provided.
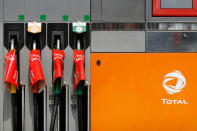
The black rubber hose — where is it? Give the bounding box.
[50,95,60,131]
[12,93,18,131]
[77,95,83,131]
[60,87,66,131]
[33,93,38,131]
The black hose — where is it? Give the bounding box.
[50,95,60,131]
[77,95,83,131]
[33,93,38,131]
[12,93,18,131]
[59,87,66,131]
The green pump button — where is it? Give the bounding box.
[62,15,69,21]
[84,15,90,21]
[18,15,24,21]
[40,15,46,21]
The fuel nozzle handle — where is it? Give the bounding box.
[50,38,65,131]
[52,38,65,94]
[73,40,85,95]
[29,39,45,93]
[31,40,39,93]
[4,37,19,131]
[4,38,19,93]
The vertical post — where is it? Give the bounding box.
[0,0,3,129]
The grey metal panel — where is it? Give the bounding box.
[4,0,25,21]
[63,46,78,131]
[0,0,2,20]
[91,0,102,22]
[21,47,34,131]
[85,47,90,83]
[146,32,197,52]
[3,43,12,131]
[91,31,145,52]
[102,0,145,22]
[68,0,90,21]
[64,47,73,84]
[3,84,12,131]
[161,0,192,9]
[46,0,68,21]
[25,0,46,21]
[146,0,197,21]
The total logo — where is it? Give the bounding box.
[161,70,188,105]
[163,70,186,94]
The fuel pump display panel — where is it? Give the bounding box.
[153,0,197,16]
[161,0,192,9]
[91,53,197,131]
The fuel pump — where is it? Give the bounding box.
[4,37,19,131]
[50,36,65,131]
[28,22,46,131]
[72,22,86,131]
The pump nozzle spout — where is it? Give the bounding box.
[33,40,37,50]
[10,39,15,50]
[57,39,61,50]
[77,40,81,50]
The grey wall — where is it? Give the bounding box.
[3,0,90,22]
[46,0,68,21]
[68,0,90,21]
[91,0,145,22]
[25,0,46,21]
[4,0,25,21]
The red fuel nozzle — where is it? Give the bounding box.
[4,49,18,93]
[73,49,85,89]
[52,49,65,84]
[29,49,45,93]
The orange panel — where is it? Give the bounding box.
[91,53,197,131]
